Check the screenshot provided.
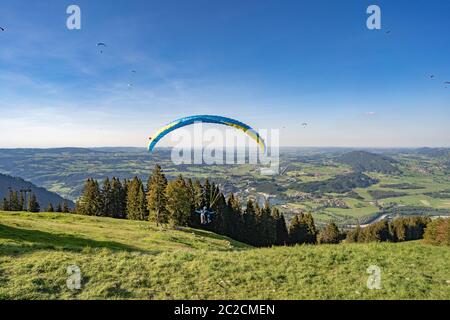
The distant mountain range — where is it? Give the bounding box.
[0,173,74,209]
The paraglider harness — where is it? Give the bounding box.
[196,207,215,225]
[195,185,221,225]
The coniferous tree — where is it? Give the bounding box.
[203,179,212,209]
[101,177,113,217]
[146,165,168,225]
[256,200,277,247]
[121,178,129,219]
[55,203,63,213]
[271,207,289,245]
[62,202,70,213]
[166,175,191,227]
[301,213,317,244]
[110,177,126,218]
[193,180,204,210]
[288,213,317,245]
[209,193,227,234]
[76,179,102,215]
[186,178,196,212]
[346,225,361,243]
[10,190,20,211]
[46,203,54,212]
[19,192,25,211]
[226,194,243,239]
[2,198,9,211]
[27,194,40,213]
[127,177,148,220]
[242,199,258,245]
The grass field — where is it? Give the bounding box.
[0,211,449,300]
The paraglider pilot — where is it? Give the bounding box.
[196,206,214,225]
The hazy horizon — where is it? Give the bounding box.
[1,145,449,150]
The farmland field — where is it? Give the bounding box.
[1,148,450,226]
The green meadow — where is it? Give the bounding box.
[1,211,449,300]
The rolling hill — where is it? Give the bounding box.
[0,211,449,299]
[296,172,379,194]
[335,151,401,174]
[0,174,74,209]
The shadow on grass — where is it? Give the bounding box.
[177,227,251,250]
[0,224,143,255]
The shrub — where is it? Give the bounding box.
[318,223,341,244]
[423,218,450,245]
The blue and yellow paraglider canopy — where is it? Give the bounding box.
[148,115,266,153]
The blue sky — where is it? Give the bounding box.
[0,0,449,148]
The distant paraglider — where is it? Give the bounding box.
[147,115,266,153]
[0,27,5,32]
[301,122,308,127]
[97,42,107,54]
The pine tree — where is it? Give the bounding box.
[10,190,20,211]
[271,207,288,245]
[166,175,191,227]
[146,165,168,225]
[186,178,196,211]
[2,197,9,211]
[19,191,25,211]
[76,179,102,216]
[127,177,148,220]
[288,213,317,245]
[256,200,276,247]
[346,225,361,243]
[226,194,243,239]
[121,178,129,219]
[203,179,212,209]
[209,192,227,234]
[111,177,126,218]
[55,203,63,213]
[101,177,113,217]
[193,180,204,210]
[62,202,70,213]
[27,194,40,213]
[318,222,341,244]
[46,203,54,212]
[242,199,258,245]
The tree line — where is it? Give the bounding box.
[1,188,70,213]
[75,165,329,247]
[74,165,445,247]
[345,216,431,243]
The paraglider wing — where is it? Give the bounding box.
[148,115,266,153]
[97,42,106,47]
[0,27,5,32]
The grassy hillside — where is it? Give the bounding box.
[0,211,449,300]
